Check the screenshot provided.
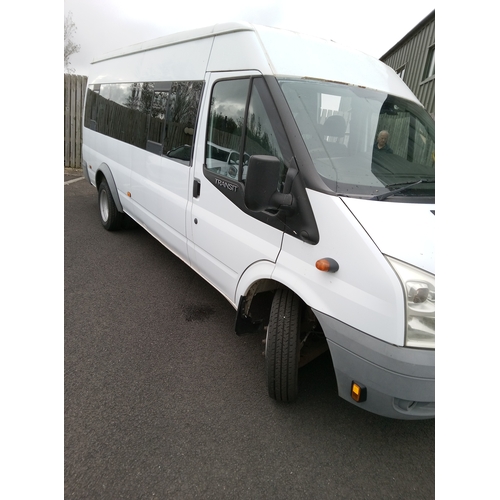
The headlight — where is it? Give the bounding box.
[386,256,435,349]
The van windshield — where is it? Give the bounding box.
[279,79,435,201]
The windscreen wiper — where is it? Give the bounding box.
[371,178,434,201]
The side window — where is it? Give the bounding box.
[206,79,249,179]
[84,84,100,131]
[147,83,171,155]
[244,78,287,188]
[84,80,203,163]
[206,77,289,188]
[124,82,154,149]
[422,45,435,82]
[396,64,406,81]
[93,82,152,148]
[164,81,204,164]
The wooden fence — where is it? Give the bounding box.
[64,74,87,168]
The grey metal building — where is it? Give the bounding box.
[380,10,435,118]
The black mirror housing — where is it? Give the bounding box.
[244,155,293,212]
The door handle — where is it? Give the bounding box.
[193,178,201,198]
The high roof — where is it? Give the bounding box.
[90,22,419,103]
[92,22,256,64]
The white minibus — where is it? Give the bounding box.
[82,23,435,419]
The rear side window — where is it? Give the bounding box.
[84,80,203,165]
[164,81,203,162]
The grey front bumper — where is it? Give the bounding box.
[313,310,435,420]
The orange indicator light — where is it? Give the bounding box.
[315,258,339,273]
[351,381,367,403]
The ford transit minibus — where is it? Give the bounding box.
[82,23,435,419]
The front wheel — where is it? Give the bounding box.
[265,289,302,402]
[98,179,123,231]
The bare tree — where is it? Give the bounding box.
[64,11,80,74]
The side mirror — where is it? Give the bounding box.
[244,155,293,212]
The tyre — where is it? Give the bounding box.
[266,288,302,402]
[98,179,123,231]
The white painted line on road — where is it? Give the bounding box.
[64,177,85,185]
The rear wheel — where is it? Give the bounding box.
[266,288,302,402]
[98,179,123,231]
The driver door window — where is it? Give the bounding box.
[205,77,288,189]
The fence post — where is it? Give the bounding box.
[64,74,88,169]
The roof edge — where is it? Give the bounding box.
[91,22,255,64]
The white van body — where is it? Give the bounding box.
[82,23,435,419]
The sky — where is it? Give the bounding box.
[64,0,436,76]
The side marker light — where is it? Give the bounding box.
[315,258,339,273]
[351,381,367,403]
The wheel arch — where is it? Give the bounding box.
[234,261,323,337]
[95,163,123,213]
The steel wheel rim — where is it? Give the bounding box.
[99,189,109,222]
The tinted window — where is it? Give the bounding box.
[97,83,152,149]
[147,84,170,147]
[84,80,203,164]
[164,81,203,163]
[244,78,287,189]
[206,78,249,179]
[206,77,288,187]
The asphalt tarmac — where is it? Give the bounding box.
[65,171,435,499]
